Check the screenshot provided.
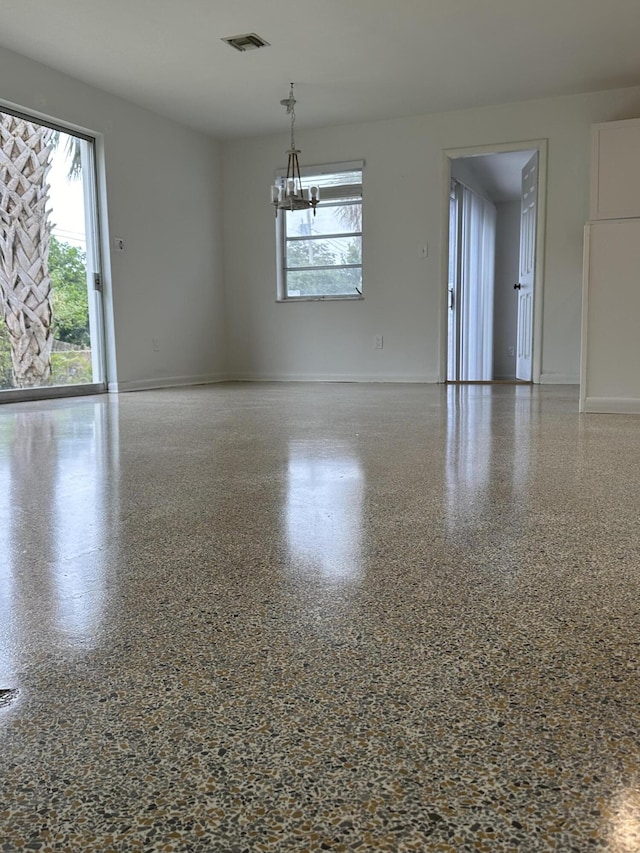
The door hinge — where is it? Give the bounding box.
[93,272,103,292]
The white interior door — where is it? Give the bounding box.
[515,152,537,381]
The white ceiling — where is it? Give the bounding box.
[461,151,535,203]
[2,0,640,139]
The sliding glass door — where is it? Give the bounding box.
[0,108,105,401]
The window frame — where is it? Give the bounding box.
[276,161,364,303]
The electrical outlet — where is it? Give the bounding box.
[508,346,515,357]
[114,237,125,252]
[420,244,428,258]
[374,335,383,350]
[152,337,160,352]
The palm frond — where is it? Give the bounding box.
[51,131,82,181]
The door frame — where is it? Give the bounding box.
[440,139,548,384]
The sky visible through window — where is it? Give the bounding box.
[48,142,86,248]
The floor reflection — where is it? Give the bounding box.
[0,400,117,675]
[444,386,536,576]
[285,440,364,581]
[608,787,640,853]
[52,404,115,640]
[445,386,537,504]
[444,385,495,532]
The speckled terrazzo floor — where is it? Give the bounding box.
[0,383,639,852]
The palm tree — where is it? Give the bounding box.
[0,112,56,388]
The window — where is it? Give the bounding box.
[277,163,363,301]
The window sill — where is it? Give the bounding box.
[277,295,364,303]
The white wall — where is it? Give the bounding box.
[222,86,640,384]
[0,45,227,391]
[493,201,520,379]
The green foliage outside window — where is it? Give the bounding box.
[286,235,362,297]
[50,237,90,347]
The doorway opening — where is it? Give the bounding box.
[0,107,106,402]
[444,143,546,384]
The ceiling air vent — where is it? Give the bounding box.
[222,33,270,52]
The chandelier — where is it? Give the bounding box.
[271,83,319,216]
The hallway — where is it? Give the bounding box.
[0,383,638,851]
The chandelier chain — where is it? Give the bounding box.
[288,83,296,150]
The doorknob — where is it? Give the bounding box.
[514,283,522,290]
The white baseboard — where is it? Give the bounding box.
[582,396,640,414]
[227,372,440,383]
[539,373,580,385]
[108,373,228,393]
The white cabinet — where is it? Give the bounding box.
[581,118,640,413]
[580,220,640,412]
[590,118,640,221]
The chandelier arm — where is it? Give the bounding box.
[294,153,303,193]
